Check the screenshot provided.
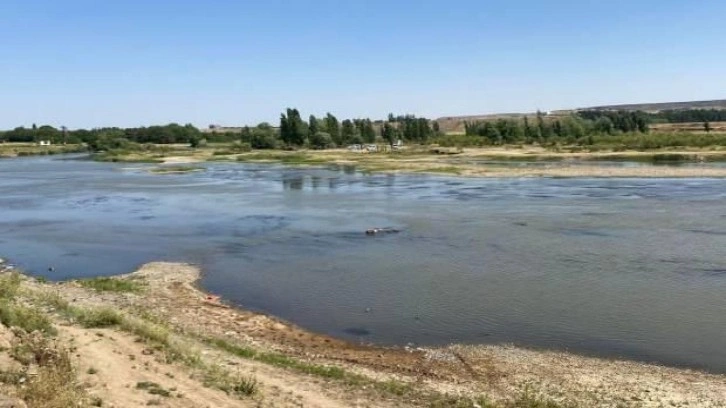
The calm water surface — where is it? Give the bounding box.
[2,156,726,372]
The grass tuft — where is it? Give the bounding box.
[0,300,56,335]
[0,272,22,300]
[77,277,145,293]
[136,381,172,397]
[73,307,123,328]
[11,332,89,408]
[199,365,258,397]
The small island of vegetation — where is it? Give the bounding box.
[4,106,726,178]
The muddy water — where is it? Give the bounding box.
[2,155,726,372]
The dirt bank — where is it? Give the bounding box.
[1,261,724,407]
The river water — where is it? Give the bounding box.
[1,155,726,372]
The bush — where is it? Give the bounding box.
[309,132,333,149]
[250,133,278,149]
[432,134,489,147]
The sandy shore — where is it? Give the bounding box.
[2,260,723,407]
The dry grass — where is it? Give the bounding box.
[0,301,56,335]
[0,272,22,299]
[77,276,145,293]
[9,332,90,408]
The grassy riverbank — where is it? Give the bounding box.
[7,140,726,177]
[0,260,724,407]
[0,143,87,158]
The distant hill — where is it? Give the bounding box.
[435,99,726,133]
[579,99,726,113]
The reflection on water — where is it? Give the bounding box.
[2,156,726,373]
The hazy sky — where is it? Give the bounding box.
[1,0,724,129]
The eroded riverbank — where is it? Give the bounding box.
[1,260,725,407]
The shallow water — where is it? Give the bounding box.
[2,155,726,372]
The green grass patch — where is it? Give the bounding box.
[204,336,348,380]
[0,272,22,300]
[77,277,145,293]
[72,307,123,328]
[120,315,170,345]
[0,300,56,335]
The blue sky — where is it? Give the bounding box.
[1,0,725,129]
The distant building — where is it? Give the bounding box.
[38,140,52,146]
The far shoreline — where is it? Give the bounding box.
[126,146,726,178]
[9,143,726,178]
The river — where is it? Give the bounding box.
[1,155,726,372]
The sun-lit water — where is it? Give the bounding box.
[2,155,726,372]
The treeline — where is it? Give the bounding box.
[240,110,437,149]
[0,109,442,151]
[576,110,650,133]
[460,111,650,146]
[0,123,205,148]
[580,108,726,124]
[650,109,726,123]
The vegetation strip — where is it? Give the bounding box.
[26,288,260,399]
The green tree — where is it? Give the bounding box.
[279,108,308,147]
[309,115,319,136]
[309,132,333,149]
[705,121,712,133]
[523,116,535,142]
[356,118,376,143]
[594,117,614,134]
[250,123,278,149]
[323,113,340,146]
[382,122,399,146]
[341,119,356,145]
[536,111,552,142]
